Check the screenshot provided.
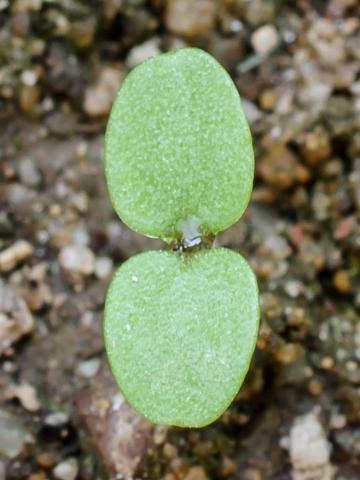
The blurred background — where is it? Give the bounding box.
[0,0,360,479]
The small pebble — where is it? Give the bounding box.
[245,0,276,26]
[76,358,101,378]
[18,157,41,187]
[286,307,305,327]
[242,99,263,124]
[299,128,331,166]
[163,442,178,459]
[58,244,95,276]
[19,85,41,115]
[243,468,262,480]
[220,456,236,477]
[258,145,310,191]
[14,0,42,12]
[0,409,29,459]
[36,452,58,468]
[275,344,303,365]
[333,271,351,294]
[70,18,96,49]
[4,383,41,412]
[44,412,69,427]
[29,472,46,480]
[0,240,34,272]
[163,474,177,480]
[165,0,216,37]
[83,67,123,117]
[170,457,189,477]
[334,217,355,240]
[289,410,332,475]
[184,466,208,480]
[126,38,161,69]
[53,457,79,480]
[284,280,304,298]
[94,256,113,279]
[70,192,89,213]
[0,280,34,354]
[259,89,276,111]
[321,357,334,369]
[329,413,346,430]
[251,25,280,56]
[153,425,168,445]
[308,379,323,396]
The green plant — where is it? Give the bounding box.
[104,48,259,428]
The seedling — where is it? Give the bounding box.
[104,48,259,428]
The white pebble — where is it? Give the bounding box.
[95,256,113,279]
[53,457,79,480]
[289,410,331,472]
[76,358,101,378]
[251,25,280,56]
[58,244,95,276]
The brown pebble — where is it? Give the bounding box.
[287,307,305,327]
[36,452,58,468]
[49,204,61,217]
[70,18,96,49]
[299,128,332,166]
[14,0,42,13]
[308,379,323,396]
[256,335,267,350]
[170,457,189,477]
[275,344,304,365]
[220,456,236,477]
[93,398,110,412]
[260,89,276,111]
[163,442,178,459]
[237,413,250,425]
[29,473,47,480]
[333,271,351,294]
[19,84,41,115]
[153,425,168,445]
[291,187,309,209]
[321,357,334,370]
[193,441,213,456]
[243,468,262,480]
[3,163,17,180]
[163,475,177,480]
[252,186,276,203]
[166,0,216,37]
[184,466,208,480]
[258,145,310,190]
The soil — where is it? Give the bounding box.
[0,1,359,479]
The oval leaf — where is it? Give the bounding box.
[105,48,254,241]
[104,248,259,427]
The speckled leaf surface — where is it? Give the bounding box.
[104,248,259,427]
[105,48,254,241]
